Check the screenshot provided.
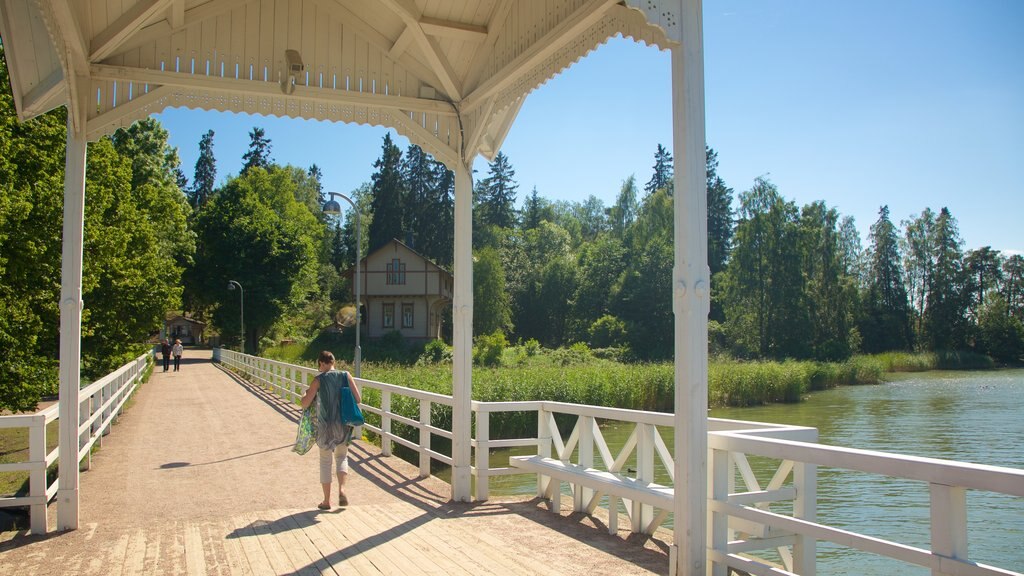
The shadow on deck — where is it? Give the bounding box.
[0,349,671,575]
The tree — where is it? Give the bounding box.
[977,294,1024,362]
[706,146,734,277]
[901,208,935,338]
[963,246,1003,326]
[478,152,518,229]
[368,133,405,250]
[509,221,575,346]
[473,247,512,336]
[644,144,673,196]
[80,139,189,373]
[522,186,543,231]
[860,206,913,352]
[191,129,217,208]
[240,127,272,174]
[608,176,638,239]
[400,144,453,265]
[572,195,608,241]
[800,201,857,360]
[308,163,324,206]
[570,236,626,342]
[615,189,676,359]
[838,216,865,284]
[0,44,66,411]
[190,168,322,352]
[924,207,966,350]
[1002,254,1024,322]
[720,178,807,358]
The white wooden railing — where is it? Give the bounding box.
[217,349,455,476]
[0,353,150,535]
[216,350,1024,576]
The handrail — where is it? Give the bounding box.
[0,352,149,535]
[216,349,1024,576]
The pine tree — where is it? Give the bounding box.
[368,133,405,250]
[706,146,734,276]
[924,207,966,350]
[644,144,673,196]
[241,127,272,174]
[191,130,216,209]
[963,246,1003,325]
[860,206,912,352]
[308,163,324,206]
[478,152,518,229]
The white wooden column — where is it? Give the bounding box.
[669,0,709,574]
[57,78,89,531]
[451,159,474,502]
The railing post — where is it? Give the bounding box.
[419,400,431,478]
[381,391,392,456]
[576,416,594,512]
[633,423,654,532]
[29,413,48,535]
[793,460,817,576]
[80,394,90,471]
[930,483,968,576]
[475,409,489,501]
[537,406,553,502]
[710,448,729,576]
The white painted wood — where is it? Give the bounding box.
[56,81,89,531]
[931,484,968,576]
[793,461,817,576]
[669,1,709,574]
[710,448,729,576]
[419,400,432,478]
[28,413,48,534]
[451,160,473,502]
[475,410,489,500]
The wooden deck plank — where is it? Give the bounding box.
[275,509,340,575]
[184,522,209,576]
[231,513,277,575]
[328,506,425,574]
[216,519,255,576]
[309,509,388,576]
[369,503,503,576]
[121,527,147,575]
[259,509,322,576]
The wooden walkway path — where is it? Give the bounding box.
[0,349,670,575]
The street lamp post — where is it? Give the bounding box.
[323,192,362,377]
[227,280,244,354]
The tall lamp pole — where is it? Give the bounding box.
[227,280,244,354]
[323,192,362,377]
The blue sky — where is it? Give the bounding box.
[156,0,1023,254]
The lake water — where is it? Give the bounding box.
[477,369,1024,575]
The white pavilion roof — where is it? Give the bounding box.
[0,0,679,166]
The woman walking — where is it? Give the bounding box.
[171,339,184,371]
[300,350,361,510]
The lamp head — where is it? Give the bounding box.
[227,282,236,291]
[323,197,342,216]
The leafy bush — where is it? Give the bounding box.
[588,314,627,348]
[473,331,507,367]
[417,340,452,365]
[523,338,542,357]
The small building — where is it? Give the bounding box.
[351,239,452,342]
[165,314,206,345]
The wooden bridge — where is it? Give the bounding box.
[0,349,670,575]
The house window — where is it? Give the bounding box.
[402,303,414,328]
[386,258,406,285]
[382,303,395,329]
